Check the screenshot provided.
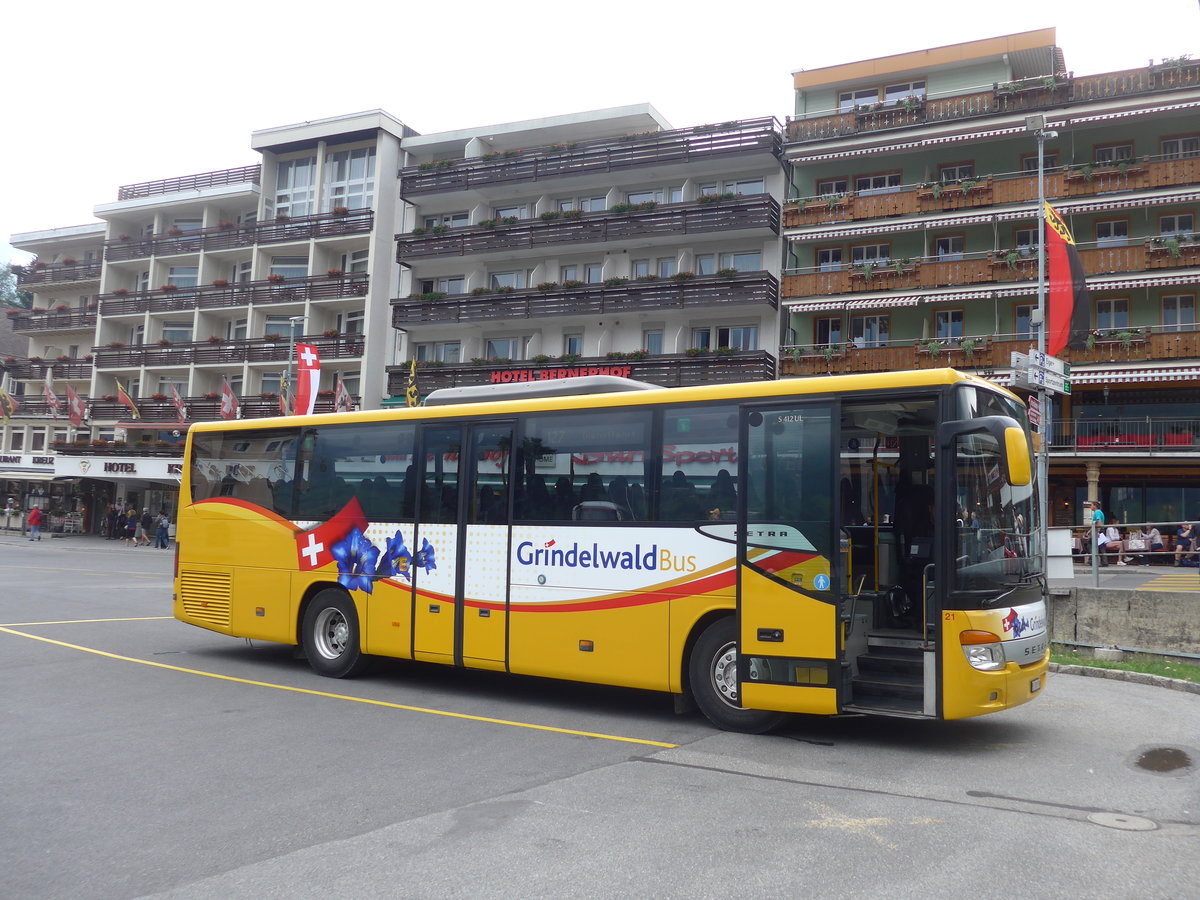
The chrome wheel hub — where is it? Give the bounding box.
[711,641,739,707]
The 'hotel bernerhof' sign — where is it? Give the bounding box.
[54,455,184,481]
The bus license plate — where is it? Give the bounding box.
[1030,677,1041,693]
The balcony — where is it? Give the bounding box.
[103,209,373,261]
[15,261,102,286]
[0,358,94,380]
[395,196,780,261]
[388,350,777,394]
[116,165,261,201]
[399,118,782,197]
[784,156,1200,228]
[780,330,1200,378]
[782,238,1200,300]
[91,333,365,370]
[8,309,97,333]
[786,59,1200,144]
[393,272,778,326]
[1050,418,1200,452]
[97,273,369,316]
[41,392,354,427]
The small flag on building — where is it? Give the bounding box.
[170,383,188,424]
[405,360,419,408]
[294,343,321,416]
[65,384,87,427]
[1044,202,1090,357]
[115,379,140,420]
[278,375,292,416]
[43,368,61,418]
[0,387,18,422]
[334,371,353,412]
[220,377,239,420]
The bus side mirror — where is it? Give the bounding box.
[1004,427,1032,486]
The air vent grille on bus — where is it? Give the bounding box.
[179,571,233,628]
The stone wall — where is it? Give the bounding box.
[1050,588,1200,655]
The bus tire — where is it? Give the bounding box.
[689,617,784,734]
[301,589,371,678]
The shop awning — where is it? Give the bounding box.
[1068,366,1200,384]
[0,471,58,481]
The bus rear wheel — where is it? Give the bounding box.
[302,589,371,678]
[689,618,784,734]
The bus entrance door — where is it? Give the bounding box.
[412,423,512,669]
[738,403,840,716]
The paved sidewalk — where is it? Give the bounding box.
[1051,561,1200,594]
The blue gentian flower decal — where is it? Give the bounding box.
[378,530,413,581]
[414,538,437,575]
[331,527,379,594]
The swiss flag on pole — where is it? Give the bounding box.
[220,377,239,420]
[65,384,87,427]
[294,343,320,416]
[295,496,370,571]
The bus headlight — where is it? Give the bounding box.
[960,630,1005,671]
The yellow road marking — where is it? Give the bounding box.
[1138,574,1200,592]
[0,624,679,749]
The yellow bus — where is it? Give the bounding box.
[174,368,1046,732]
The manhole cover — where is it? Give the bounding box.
[1087,812,1158,831]
[1134,747,1193,774]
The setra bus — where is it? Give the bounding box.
[174,368,1047,732]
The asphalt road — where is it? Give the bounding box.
[2,535,1197,899]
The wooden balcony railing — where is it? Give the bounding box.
[393,272,778,326]
[782,239,1200,299]
[786,59,1200,144]
[97,273,369,316]
[9,310,97,332]
[103,209,373,261]
[0,359,94,380]
[15,262,102,286]
[784,157,1200,228]
[91,334,365,369]
[116,164,261,200]
[41,393,354,425]
[396,196,779,261]
[389,350,777,394]
[399,118,782,196]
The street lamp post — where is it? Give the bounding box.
[1028,114,1058,591]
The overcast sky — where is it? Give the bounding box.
[3,0,1197,264]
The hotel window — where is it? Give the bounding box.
[276,157,317,217]
[838,87,879,111]
[1022,152,1059,172]
[157,377,186,396]
[1161,136,1200,159]
[261,373,283,394]
[719,251,761,272]
[1096,298,1129,331]
[815,317,842,345]
[935,235,965,261]
[1094,143,1134,164]
[170,218,202,234]
[850,314,889,348]
[884,80,925,104]
[485,337,523,359]
[564,333,583,355]
[10,430,25,451]
[692,325,758,351]
[265,316,305,340]
[934,308,964,339]
[938,163,974,183]
[493,204,527,220]
[1014,227,1040,255]
[324,147,376,211]
[342,249,370,274]
[423,212,469,229]
[1160,213,1194,236]
[816,247,844,272]
[854,172,901,196]
[131,325,145,345]
[654,259,675,279]
[338,310,364,334]
[138,271,150,292]
[816,178,848,196]
[162,322,193,344]
[1015,304,1041,341]
[642,330,663,354]
[31,427,46,452]
[1163,294,1196,331]
[270,256,309,279]
[167,266,198,288]
[631,259,652,278]
[694,254,715,276]
[557,196,606,212]
[234,260,252,283]
[851,243,889,265]
[415,341,461,364]
[1095,220,1129,247]
[229,319,247,341]
[627,186,682,205]
[419,276,465,294]
[725,178,764,196]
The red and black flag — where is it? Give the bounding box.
[1044,202,1089,356]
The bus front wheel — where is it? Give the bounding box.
[301,589,371,678]
[689,618,784,734]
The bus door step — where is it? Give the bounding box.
[851,640,925,713]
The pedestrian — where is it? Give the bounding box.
[123,507,138,547]
[1175,523,1196,566]
[139,508,154,547]
[1145,525,1165,564]
[154,511,170,549]
[28,506,43,541]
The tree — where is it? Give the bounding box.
[1,263,33,310]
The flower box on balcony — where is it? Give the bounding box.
[112,288,129,296]
[267,274,286,284]
[211,279,229,287]
[331,206,350,216]
[326,269,343,277]
[160,284,178,292]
